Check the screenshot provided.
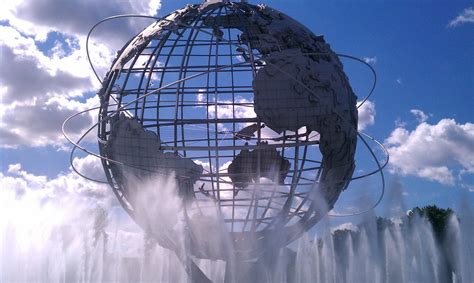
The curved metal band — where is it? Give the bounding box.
[327,131,387,217]
[86,14,163,84]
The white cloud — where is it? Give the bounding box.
[0,42,91,103]
[197,95,256,120]
[410,109,430,123]
[2,0,161,46]
[72,154,107,182]
[0,93,99,149]
[0,14,112,148]
[448,7,474,28]
[196,93,256,132]
[0,1,163,149]
[362,56,377,65]
[396,78,403,85]
[357,100,376,131]
[195,95,375,135]
[417,166,455,185]
[1,157,110,201]
[0,26,101,148]
[385,118,474,186]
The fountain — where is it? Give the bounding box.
[1,179,472,282]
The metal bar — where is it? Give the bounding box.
[174,12,202,154]
[154,32,179,137]
[205,8,217,199]
[213,6,225,204]
[160,140,319,151]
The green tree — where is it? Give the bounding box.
[407,205,453,241]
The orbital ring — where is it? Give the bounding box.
[86,14,163,84]
[64,111,387,219]
[327,131,387,217]
[68,12,387,220]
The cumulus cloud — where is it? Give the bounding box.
[357,100,376,131]
[410,109,431,123]
[2,0,161,45]
[362,56,377,65]
[448,7,474,28]
[0,31,102,148]
[0,43,91,103]
[1,156,110,202]
[0,25,100,148]
[385,118,474,186]
[72,154,108,182]
[207,97,256,120]
[0,1,163,149]
[196,92,256,132]
[0,96,97,148]
[196,90,255,120]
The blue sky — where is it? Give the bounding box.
[0,0,473,230]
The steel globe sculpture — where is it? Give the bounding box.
[64,0,387,281]
[100,1,356,256]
